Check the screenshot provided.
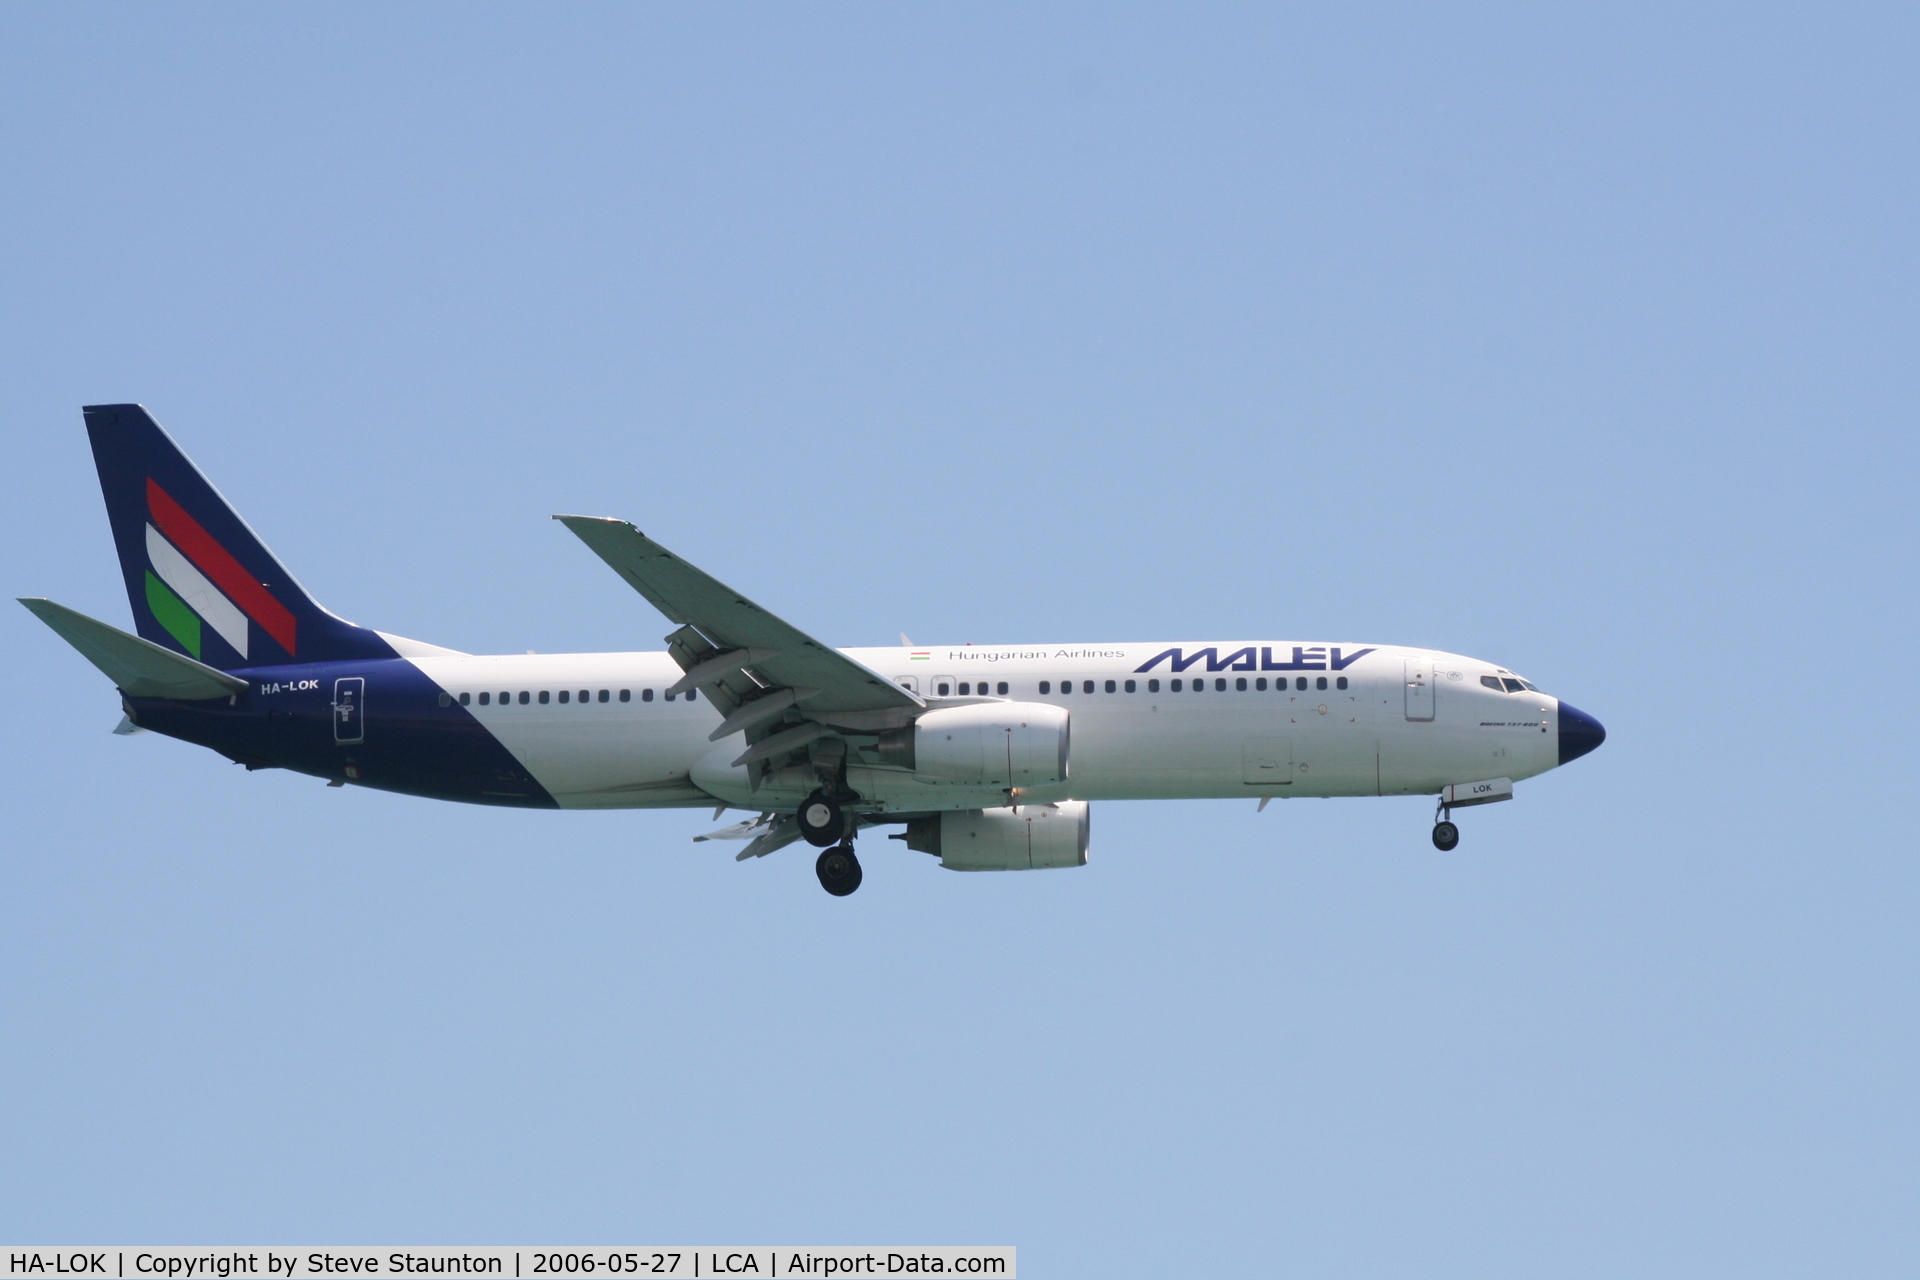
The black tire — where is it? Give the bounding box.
[797,791,846,848]
[1432,820,1460,852]
[816,845,863,896]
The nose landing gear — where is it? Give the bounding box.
[815,843,863,896]
[1432,796,1461,851]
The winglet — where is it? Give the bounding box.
[20,597,250,700]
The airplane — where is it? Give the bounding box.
[22,405,1605,896]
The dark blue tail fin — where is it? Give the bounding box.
[84,404,396,669]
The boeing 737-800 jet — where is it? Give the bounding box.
[24,406,1604,895]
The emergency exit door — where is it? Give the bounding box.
[1403,659,1434,721]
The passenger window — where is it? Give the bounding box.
[599,689,611,703]
[1171,679,1182,692]
[1315,677,1327,691]
[1125,680,1136,693]
[518,691,530,704]
[1215,678,1227,691]
[438,691,451,707]
[558,689,570,703]
[619,689,631,702]
[997,682,1008,695]
[1295,677,1307,691]
[478,692,490,705]
[1502,678,1526,693]
[664,691,675,701]
[1148,679,1160,692]
[1256,678,1267,691]
[1039,681,1051,694]
[642,688,654,702]
[1061,681,1071,695]
[1083,680,1094,694]
[459,692,471,706]
[1194,680,1204,693]
[1336,676,1348,690]
[500,691,511,704]
[538,690,550,704]
[1105,680,1116,693]
[578,689,589,703]
[684,688,696,702]
[936,682,951,696]
[1235,677,1247,691]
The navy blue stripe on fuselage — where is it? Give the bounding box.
[127,657,558,808]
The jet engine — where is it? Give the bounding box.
[876,702,1069,787]
[895,801,1090,871]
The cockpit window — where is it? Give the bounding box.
[1501,678,1526,693]
[1481,676,1504,691]
[1519,679,1539,691]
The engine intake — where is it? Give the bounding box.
[896,801,1090,872]
[876,702,1069,787]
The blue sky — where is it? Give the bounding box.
[3,4,1916,1273]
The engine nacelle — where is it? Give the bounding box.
[897,801,1090,872]
[878,702,1069,787]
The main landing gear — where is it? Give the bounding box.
[816,843,863,896]
[797,790,847,847]
[800,789,862,895]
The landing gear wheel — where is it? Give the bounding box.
[815,845,863,896]
[797,791,846,848]
[1432,820,1460,852]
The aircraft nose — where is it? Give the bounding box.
[1557,702,1606,766]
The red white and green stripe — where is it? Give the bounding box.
[142,477,297,661]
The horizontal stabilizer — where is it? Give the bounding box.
[691,812,802,860]
[694,815,776,842]
[19,597,250,700]
[736,817,802,861]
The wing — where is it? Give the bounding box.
[554,517,923,743]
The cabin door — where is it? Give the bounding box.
[1403,659,1435,721]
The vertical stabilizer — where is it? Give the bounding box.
[83,404,396,669]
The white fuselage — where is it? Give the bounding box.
[413,643,1563,813]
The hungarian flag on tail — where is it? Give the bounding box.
[83,404,396,669]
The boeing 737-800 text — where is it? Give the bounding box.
[24,406,1605,895]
